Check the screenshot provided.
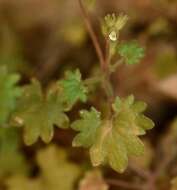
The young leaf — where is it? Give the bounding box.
[102,13,128,41]
[71,107,101,148]
[11,79,69,145]
[58,70,88,109]
[0,67,21,126]
[118,41,145,65]
[79,170,109,190]
[72,95,154,173]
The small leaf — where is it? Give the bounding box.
[11,79,69,145]
[0,66,21,126]
[118,41,145,65]
[71,107,101,147]
[102,13,128,41]
[58,70,88,109]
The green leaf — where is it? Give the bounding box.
[11,79,69,145]
[0,127,28,177]
[90,95,154,172]
[112,95,154,135]
[71,107,101,148]
[0,67,21,126]
[37,145,81,190]
[58,70,88,109]
[90,120,130,173]
[73,95,154,173]
[118,41,145,65]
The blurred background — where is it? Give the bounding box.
[0,0,177,189]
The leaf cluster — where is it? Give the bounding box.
[0,6,155,179]
[11,70,88,145]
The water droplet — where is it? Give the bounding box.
[109,31,117,41]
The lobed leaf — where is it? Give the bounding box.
[58,70,88,110]
[71,107,101,147]
[118,41,145,65]
[11,79,69,145]
[72,95,154,173]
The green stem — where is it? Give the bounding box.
[103,74,114,99]
[84,76,102,86]
[104,38,115,101]
[109,58,124,73]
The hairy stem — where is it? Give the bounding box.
[78,0,115,112]
[78,0,105,70]
[109,58,124,72]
